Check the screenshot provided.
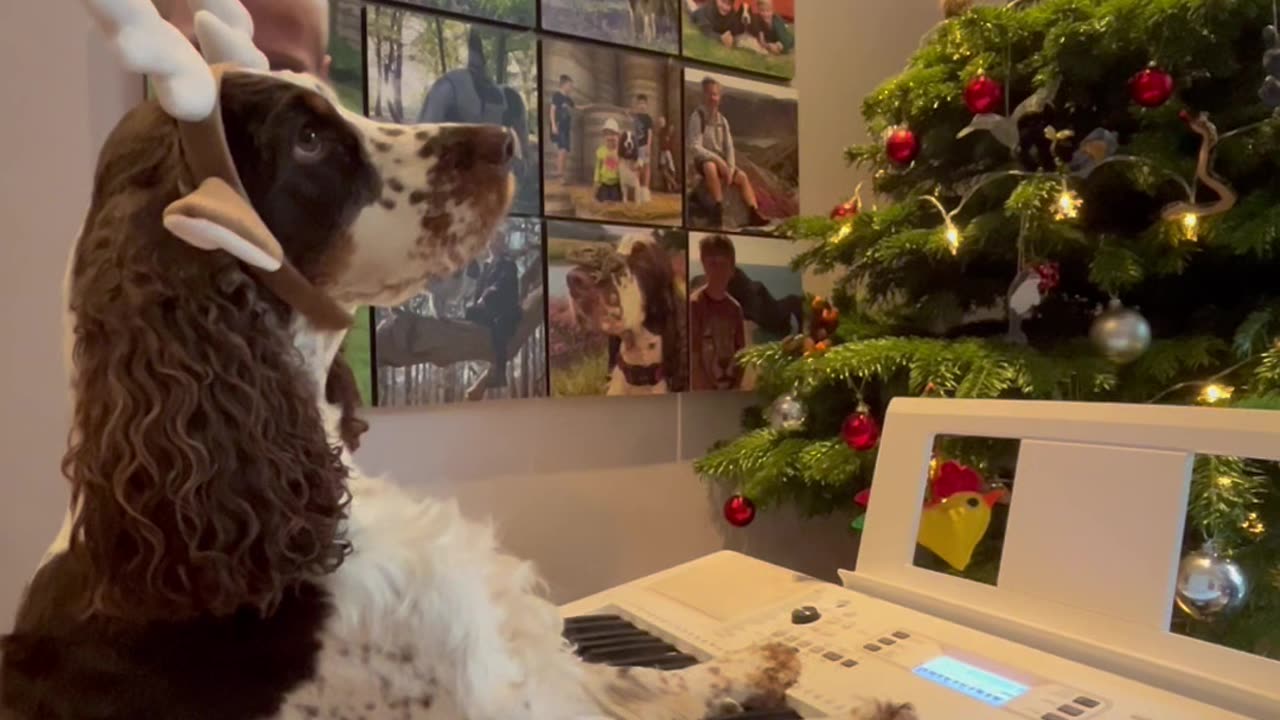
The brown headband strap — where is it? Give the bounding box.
[175,66,353,331]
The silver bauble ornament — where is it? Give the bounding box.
[1090,300,1152,364]
[1175,542,1249,620]
[768,393,808,432]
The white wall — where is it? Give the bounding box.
[0,1,942,623]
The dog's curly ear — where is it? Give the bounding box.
[63,104,350,621]
[326,349,370,453]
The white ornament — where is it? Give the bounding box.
[1175,541,1249,620]
[768,393,808,432]
[1090,299,1151,364]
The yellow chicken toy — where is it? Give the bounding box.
[917,489,1007,571]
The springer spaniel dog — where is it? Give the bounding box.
[566,235,688,395]
[2,2,918,719]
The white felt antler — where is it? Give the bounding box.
[79,0,216,121]
[188,0,270,71]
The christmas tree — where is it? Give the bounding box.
[696,0,1280,658]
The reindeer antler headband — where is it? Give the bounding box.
[81,0,353,330]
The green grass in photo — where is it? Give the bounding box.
[553,351,609,397]
[682,21,794,80]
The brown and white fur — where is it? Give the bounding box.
[0,65,931,720]
[567,234,687,396]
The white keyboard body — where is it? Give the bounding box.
[561,551,1250,719]
[562,399,1280,719]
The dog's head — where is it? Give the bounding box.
[62,1,514,622]
[566,234,679,340]
[617,130,640,162]
[223,71,515,308]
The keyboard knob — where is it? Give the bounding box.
[791,606,821,624]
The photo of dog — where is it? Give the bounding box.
[542,0,680,55]
[543,37,684,226]
[365,3,541,215]
[547,221,689,397]
[688,232,807,391]
[682,0,795,80]
[374,218,548,405]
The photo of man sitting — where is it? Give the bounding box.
[688,75,769,229]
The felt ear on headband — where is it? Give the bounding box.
[163,177,283,272]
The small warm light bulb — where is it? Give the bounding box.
[1181,213,1199,240]
[1243,512,1266,537]
[945,224,961,254]
[1053,188,1082,221]
[1199,383,1234,404]
[830,223,854,244]
[1215,475,1235,489]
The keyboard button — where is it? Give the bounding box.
[1041,715,1067,720]
[892,631,910,639]
[823,651,842,661]
[863,643,881,652]
[1057,706,1083,717]
[1074,697,1100,709]
[791,605,821,625]
[841,658,859,667]
[879,637,896,645]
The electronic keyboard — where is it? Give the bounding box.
[562,551,1249,719]
[561,399,1280,719]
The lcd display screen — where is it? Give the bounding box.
[913,656,1029,706]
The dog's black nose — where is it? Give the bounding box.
[474,126,515,166]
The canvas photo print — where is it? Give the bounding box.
[547,221,688,397]
[688,232,805,392]
[541,0,680,55]
[365,3,541,214]
[401,0,536,27]
[542,38,684,227]
[374,218,547,405]
[684,70,798,232]
[683,0,795,80]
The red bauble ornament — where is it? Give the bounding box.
[830,198,860,220]
[1034,261,1060,293]
[1129,64,1174,108]
[964,74,1004,115]
[842,410,881,452]
[885,127,920,165]
[723,495,756,527]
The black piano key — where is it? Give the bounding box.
[565,627,654,643]
[581,639,678,662]
[563,614,803,715]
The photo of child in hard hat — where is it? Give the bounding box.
[595,118,626,204]
[541,37,684,226]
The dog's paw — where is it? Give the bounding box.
[695,642,801,711]
[850,700,919,720]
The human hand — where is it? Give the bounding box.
[721,31,734,47]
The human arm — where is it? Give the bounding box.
[723,116,737,172]
[548,99,558,135]
[689,298,708,390]
[774,17,794,53]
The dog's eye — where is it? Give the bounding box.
[293,123,328,163]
